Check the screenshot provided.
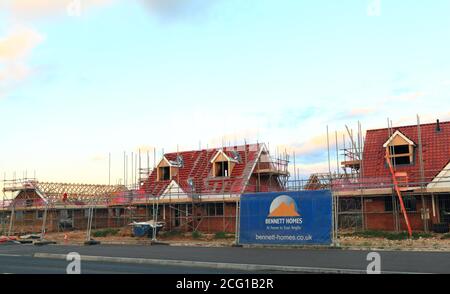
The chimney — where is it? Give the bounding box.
[436,119,441,132]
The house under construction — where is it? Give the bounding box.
[1,143,290,235]
[311,119,450,233]
[2,119,450,236]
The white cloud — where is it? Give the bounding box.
[0,27,44,97]
[1,0,115,20]
[0,27,43,61]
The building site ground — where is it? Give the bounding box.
[3,228,449,252]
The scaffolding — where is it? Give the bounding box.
[1,143,291,240]
[2,178,129,237]
[313,116,450,234]
[4,123,447,239]
[139,143,291,236]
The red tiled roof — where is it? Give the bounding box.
[362,120,450,184]
[140,144,261,196]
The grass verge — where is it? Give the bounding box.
[92,228,120,238]
[214,231,233,239]
[192,231,203,239]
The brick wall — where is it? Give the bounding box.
[363,196,433,231]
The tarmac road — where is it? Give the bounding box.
[0,254,254,274]
[0,243,449,274]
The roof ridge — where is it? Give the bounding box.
[367,120,449,132]
[163,143,261,156]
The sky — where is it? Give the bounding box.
[1,0,450,190]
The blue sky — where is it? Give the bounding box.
[1,0,450,187]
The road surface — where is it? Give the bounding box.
[1,243,449,274]
[0,254,255,274]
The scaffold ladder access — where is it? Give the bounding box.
[385,149,413,237]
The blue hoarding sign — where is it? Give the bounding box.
[239,190,332,245]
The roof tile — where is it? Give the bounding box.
[363,121,450,183]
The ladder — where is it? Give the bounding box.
[385,149,413,237]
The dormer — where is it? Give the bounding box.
[156,155,183,181]
[210,149,239,177]
[383,130,416,166]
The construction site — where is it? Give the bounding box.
[1,118,450,245]
[0,143,291,242]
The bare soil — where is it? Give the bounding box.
[41,229,235,247]
[338,235,450,251]
[17,229,450,251]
